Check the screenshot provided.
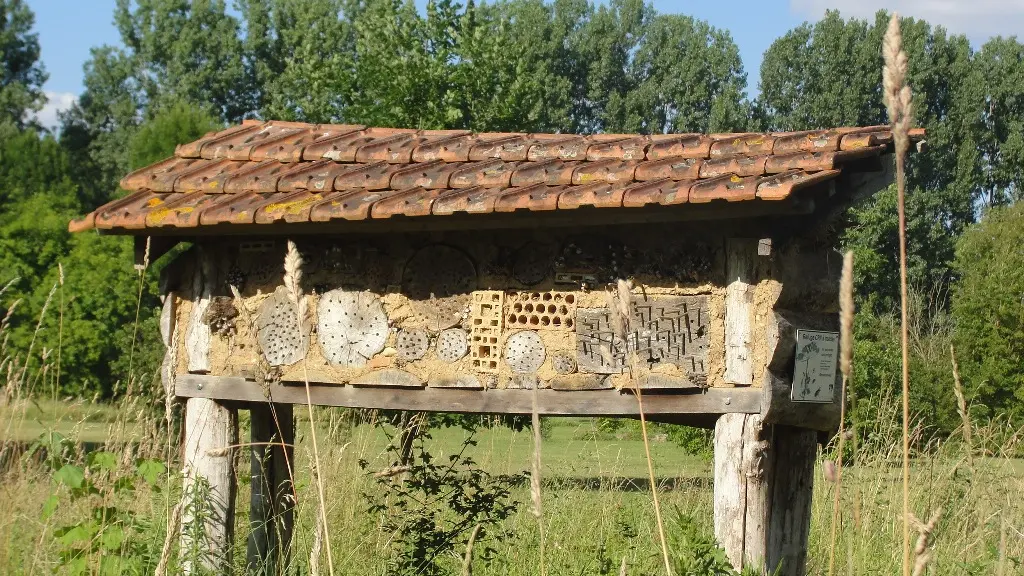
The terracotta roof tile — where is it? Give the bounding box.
[70,121,926,233]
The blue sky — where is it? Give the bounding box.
[26,0,1024,129]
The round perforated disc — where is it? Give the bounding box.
[504,331,546,374]
[436,328,469,363]
[402,245,477,331]
[395,328,429,361]
[316,289,388,367]
[256,289,309,366]
[551,351,577,375]
[512,242,555,286]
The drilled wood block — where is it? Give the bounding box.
[256,288,309,367]
[436,328,469,363]
[511,241,556,286]
[503,330,546,374]
[395,328,429,361]
[317,289,388,367]
[575,308,627,374]
[630,295,709,373]
[551,351,577,375]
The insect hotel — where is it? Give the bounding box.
[70,121,923,575]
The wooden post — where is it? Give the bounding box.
[247,403,295,576]
[181,397,238,574]
[725,238,758,385]
[714,413,817,576]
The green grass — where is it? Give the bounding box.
[0,398,142,443]
[1,403,1022,575]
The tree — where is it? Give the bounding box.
[112,0,248,121]
[951,204,1024,422]
[1,103,216,398]
[975,37,1024,207]
[127,99,220,170]
[61,0,243,208]
[0,0,46,128]
[239,0,354,122]
[621,14,748,133]
[757,10,983,312]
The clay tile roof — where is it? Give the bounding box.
[69,120,925,234]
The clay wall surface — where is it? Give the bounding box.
[171,223,798,393]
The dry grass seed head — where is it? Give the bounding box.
[839,251,854,380]
[883,13,914,156]
[910,508,942,576]
[284,240,307,323]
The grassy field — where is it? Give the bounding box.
[0,399,1021,575]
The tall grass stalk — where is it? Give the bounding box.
[828,251,855,576]
[284,240,335,576]
[608,279,672,576]
[530,381,547,576]
[127,236,151,376]
[949,345,972,463]
[882,12,915,575]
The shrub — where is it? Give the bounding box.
[952,203,1024,424]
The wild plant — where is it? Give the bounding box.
[359,427,522,576]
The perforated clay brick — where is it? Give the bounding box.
[469,291,503,373]
[505,291,576,330]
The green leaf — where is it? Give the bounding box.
[42,494,59,520]
[53,465,85,490]
[136,459,166,486]
[55,523,93,546]
[99,524,126,551]
[88,451,118,471]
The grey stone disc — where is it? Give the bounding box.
[316,289,388,367]
[256,288,309,366]
[551,351,577,375]
[395,328,429,361]
[503,330,546,374]
[436,328,469,363]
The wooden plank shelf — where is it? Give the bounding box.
[176,374,761,417]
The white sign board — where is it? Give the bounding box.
[791,329,839,403]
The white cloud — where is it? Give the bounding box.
[790,0,1024,41]
[31,91,78,131]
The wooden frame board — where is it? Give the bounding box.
[176,374,760,418]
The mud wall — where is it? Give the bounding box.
[171,223,804,392]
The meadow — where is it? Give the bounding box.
[0,393,1021,575]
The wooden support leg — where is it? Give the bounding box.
[714,413,817,576]
[397,411,421,466]
[181,397,238,575]
[247,403,295,576]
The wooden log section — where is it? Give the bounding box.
[725,238,759,385]
[247,404,295,576]
[181,397,238,574]
[713,413,817,576]
[175,374,760,421]
[185,248,215,373]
